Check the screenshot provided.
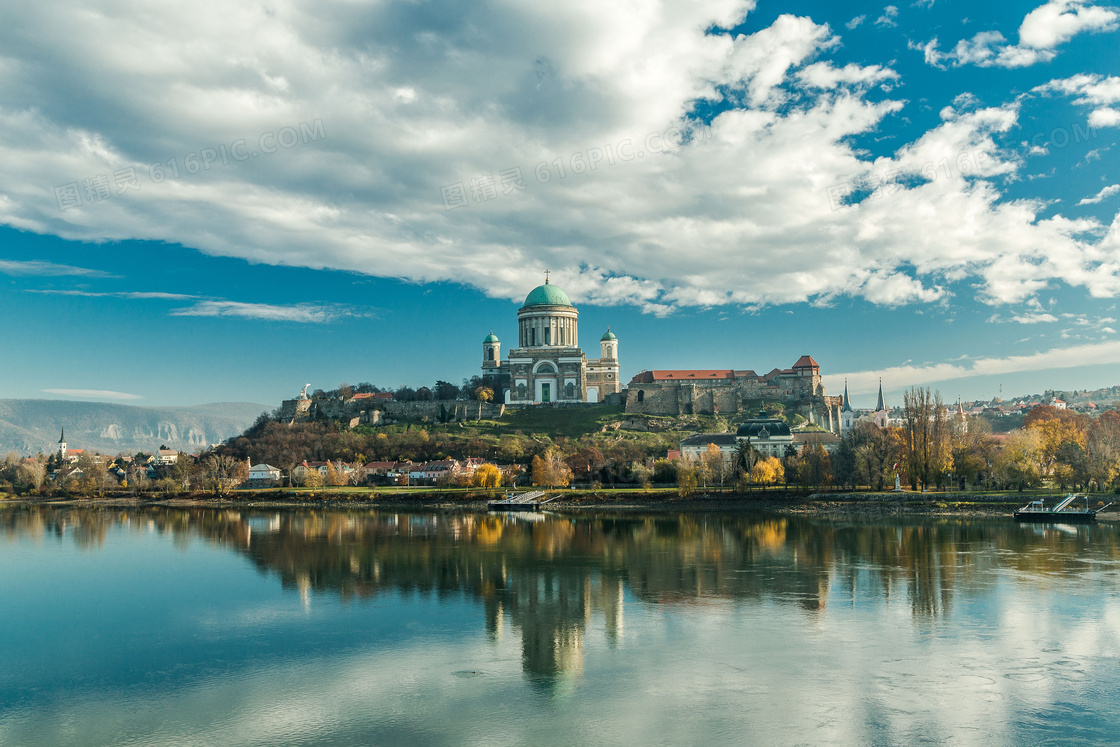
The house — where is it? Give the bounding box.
[246,461,282,487]
[155,449,179,466]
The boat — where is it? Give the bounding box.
[1013,494,1112,523]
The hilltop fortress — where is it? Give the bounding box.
[625,357,842,430]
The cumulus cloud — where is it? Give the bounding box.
[1034,74,1120,128]
[875,6,899,28]
[915,0,1118,68]
[0,0,1115,315]
[1079,184,1120,205]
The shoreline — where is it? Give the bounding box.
[4,490,1116,519]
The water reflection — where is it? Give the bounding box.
[3,506,1119,692]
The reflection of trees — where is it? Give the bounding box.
[4,506,1120,690]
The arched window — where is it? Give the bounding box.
[637,390,645,403]
[487,348,494,361]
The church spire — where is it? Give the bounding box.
[59,427,65,444]
[841,380,853,412]
[876,378,885,412]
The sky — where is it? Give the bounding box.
[1,0,1119,409]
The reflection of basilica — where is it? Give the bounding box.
[8,507,1100,692]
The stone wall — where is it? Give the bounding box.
[279,391,625,427]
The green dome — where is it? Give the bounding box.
[523,280,572,308]
[601,329,617,341]
[483,331,499,343]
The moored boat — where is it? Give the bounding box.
[1014,494,1112,523]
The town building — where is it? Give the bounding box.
[626,356,841,430]
[246,460,282,487]
[57,428,84,463]
[680,410,796,462]
[482,276,620,404]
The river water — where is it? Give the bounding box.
[1,506,1119,745]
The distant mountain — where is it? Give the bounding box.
[0,399,271,456]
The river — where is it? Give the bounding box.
[1,506,1118,745]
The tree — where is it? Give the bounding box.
[16,459,45,491]
[472,463,502,489]
[735,438,759,478]
[325,461,349,486]
[949,417,995,490]
[1086,410,1120,491]
[474,386,494,420]
[699,443,726,489]
[832,436,858,490]
[531,449,572,488]
[677,465,698,497]
[434,380,460,401]
[902,387,951,490]
[566,446,605,484]
[749,456,784,491]
[200,454,247,496]
[75,453,108,496]
[994,428,1044,491]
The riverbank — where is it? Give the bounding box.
[4,488,1116,519]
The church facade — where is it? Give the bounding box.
[482,279,620,404]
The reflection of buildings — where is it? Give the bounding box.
[9,507,1105,691]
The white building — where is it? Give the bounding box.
[482,277,620,404]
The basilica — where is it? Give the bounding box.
[482,278,620,404]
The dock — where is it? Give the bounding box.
[487,490,558,511]
[1014,494,1113,523]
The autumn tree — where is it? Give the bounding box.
[566,446,605,484]
[1024,405,1088,482]
[746,456,784,492]
[677,464,698,497]
[903,387,952,490]
[201,454,247,496]
[949,417,995,490]
[1086,410,1120,491]
[531,449,572,488]
[994,428,1044,490]
[474,386,494,420]
[472,463,502,489]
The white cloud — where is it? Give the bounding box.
[915,1,1118,68]
[1078,184,1120,205]
[1008,312,1058,323]
[797,62,899,90]
[829,338,1120,394]
[1018,0,1119,49]
[875,6,899,28]
[169,300,353,323]
[41,388,142,400]
[28,289,196,300]
[0,0,1115,315]
[845,15,866,30]
[1035,74,1120,128]
[0,260,111,277]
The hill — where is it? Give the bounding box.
[0,399,271,456]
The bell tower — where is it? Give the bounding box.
[482,330,501,370]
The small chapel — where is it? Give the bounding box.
[481,276,620,404]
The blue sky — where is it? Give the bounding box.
[1,0,1119,409]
